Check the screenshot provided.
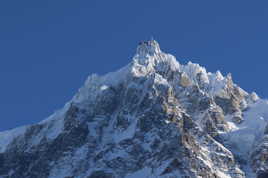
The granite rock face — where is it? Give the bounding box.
[0,40,267,178]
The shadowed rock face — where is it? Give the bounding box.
[88,171,115,178]
[0,40,266,178]
[0,105,90,178]
[257,172,268,178]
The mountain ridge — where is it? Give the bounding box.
[0,40,267,178]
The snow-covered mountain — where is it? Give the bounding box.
[1,40,268,178]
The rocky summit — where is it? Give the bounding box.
[1,40,268,178]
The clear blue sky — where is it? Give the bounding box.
[1,0,268,130]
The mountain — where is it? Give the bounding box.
[0,40,268,178]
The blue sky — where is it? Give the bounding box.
[1,1,268,130]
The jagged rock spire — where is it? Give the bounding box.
[136,39,161,57]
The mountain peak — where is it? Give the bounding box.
[1,39,267,178]
[136,39,161,57]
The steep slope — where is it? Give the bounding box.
[0,40,268,178]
